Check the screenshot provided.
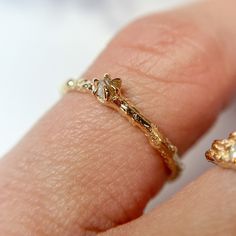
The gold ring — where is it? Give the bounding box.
[206,132,236,169]
[63,73,183,180]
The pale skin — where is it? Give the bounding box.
[1,0,236,235]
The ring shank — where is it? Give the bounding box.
[110,95,182,180]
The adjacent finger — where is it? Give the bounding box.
[1,0,236,235]
[105,167,236,236]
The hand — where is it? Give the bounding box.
[1,0,236,235]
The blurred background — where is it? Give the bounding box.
[0,0,235,210]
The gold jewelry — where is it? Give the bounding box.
[63,73,182,180]
[206,132,236,169]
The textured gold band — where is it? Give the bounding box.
[63,73,182,180]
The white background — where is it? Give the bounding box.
[0,0,235,208]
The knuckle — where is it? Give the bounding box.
[107,14,224,88]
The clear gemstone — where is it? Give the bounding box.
[96,80,106,101]
[230,144,236,159]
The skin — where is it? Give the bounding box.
[1,0,236,235]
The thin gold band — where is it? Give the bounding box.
[63,73,182,180]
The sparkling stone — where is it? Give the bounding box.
[96,80,106,101]
[67,79,75,88]
[230,144,236,159]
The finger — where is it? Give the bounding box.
[105,167,236,236]
[1,0,236,235]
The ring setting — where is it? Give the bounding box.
[206,132,236,169]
